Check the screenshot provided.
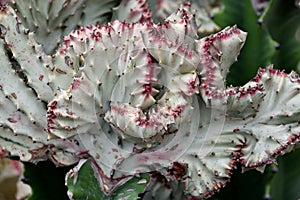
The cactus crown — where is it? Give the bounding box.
[0,0,300,199]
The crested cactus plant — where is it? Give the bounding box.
[0,0,300,199]
[153,0,220,35]
[7,0,120,54]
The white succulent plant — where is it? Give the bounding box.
[0,0,300,199]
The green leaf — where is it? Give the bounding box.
[66,160,150,200]
[66,160,106,200]
[270,148,300,200]
[261,0,300,72]
[112,173,150,199]
[214,0,277,86]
